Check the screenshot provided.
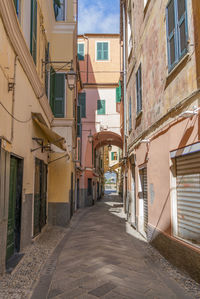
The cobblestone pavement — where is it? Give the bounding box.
[0,225,67,299]
[31,194,200,299]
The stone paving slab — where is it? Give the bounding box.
[30,195,200,299]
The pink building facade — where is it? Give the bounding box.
[76,34,122,207]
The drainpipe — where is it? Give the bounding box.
[11,55,19,142]
[122,2,127,212]
[83,35,89,84]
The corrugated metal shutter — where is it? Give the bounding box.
[176,152,200,245]
[143,168,148,233]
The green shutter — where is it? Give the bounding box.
[50,71,65,118]
[78,44,84,61]
[111,152,114,161]
[78,93,86,117]
[30,0,37,64]
[97,100,105,115]
[116,81,121,103]
[97,42,108,61]
[77,105,81,137]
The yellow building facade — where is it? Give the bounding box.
[0,0,78,275]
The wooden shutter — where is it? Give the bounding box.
[97,43,102,60]
[116,81,121,103]
[103,42,108,60]
[97,100,105,115]
[53,73,65,118]
[129,97,132,130]
[136,65,142,114]
[78,93,86,117]
[177,0,188,56]
[111,152,114,161]
[50,68,55,114]
[166,0,177,69]
[45,43,50,98]
[30,0,37,64]
[77,105,81,137]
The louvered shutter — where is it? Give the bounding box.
[177,0,187,56]
[30,0,37,64]
[166,0,177,69]
[54,73,65,118]
[97,100,105,115]
[77,105,81,137]
[78,93,86,117]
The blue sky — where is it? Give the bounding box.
[78,0,120,34]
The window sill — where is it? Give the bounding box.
[165,53,190,89]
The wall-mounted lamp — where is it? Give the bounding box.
[179,110,198,118]
[82,129,93,143]
[140,139,150,144]
[42,59,76,90]
[66,67,77,90]
[108,144,112,151]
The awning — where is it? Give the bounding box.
[32,114,68,152]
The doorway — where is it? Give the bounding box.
[130,165,136,226]
[34,159,47,237]
[6,156,23,261]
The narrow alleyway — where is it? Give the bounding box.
[31,195,199,299]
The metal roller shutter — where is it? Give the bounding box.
[176,152,200,245]
[143,168,148,233]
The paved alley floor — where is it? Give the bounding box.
[31,195,200,299]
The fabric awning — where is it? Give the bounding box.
[32,115,68,152]
[109,161,123,171]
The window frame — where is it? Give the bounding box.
[54,0,66,22]
[128,96,132,131]
[95,41,110,62]
[166,0,188,72]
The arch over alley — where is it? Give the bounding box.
[93,131,123,150]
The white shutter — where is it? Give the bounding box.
[176,152,200,245]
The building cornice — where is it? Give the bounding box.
[53,22,76,34]
[0,0,53,124]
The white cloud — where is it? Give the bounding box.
[78,0,119,34]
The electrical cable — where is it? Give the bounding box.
[0,102,32,123]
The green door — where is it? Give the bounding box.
[6,157,18,260]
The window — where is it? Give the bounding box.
[54,0,65,21]
[78,93,86,118]
[88,179,92,196]
[13,0,21,21]
[30,0,37,64]
[128,97,132,131]
[116,80,121,103]
[166,0,188,71]
[97,100,105,115]
[96,42,109,61]
[50,71,65,118]
[136,65,142,115]
[78,43,84,61]
[111,152,118,161]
